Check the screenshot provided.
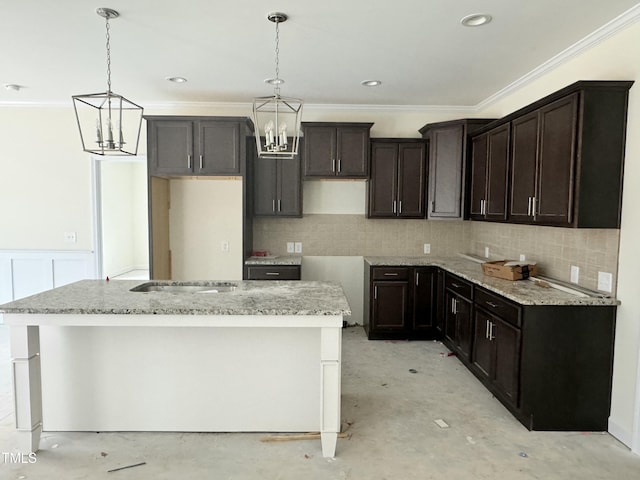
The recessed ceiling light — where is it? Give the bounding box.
[460,13,492,27]
[166,77,188,83]
[361,80,382,87]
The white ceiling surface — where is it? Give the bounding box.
[1,0,639,109]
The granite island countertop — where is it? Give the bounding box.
[0,279,351,316]
[365,256,619,307]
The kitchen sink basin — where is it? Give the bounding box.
[130,282,237,293]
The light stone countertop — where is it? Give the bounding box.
[244,256,302,265]
[0,279,351,316]
[365,256,619,307]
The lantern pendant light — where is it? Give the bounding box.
[72,7,143,156]
[252,12,303,159]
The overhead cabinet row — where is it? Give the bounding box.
[469,81,633,228]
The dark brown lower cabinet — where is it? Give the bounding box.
[245,265,301,280]
[472,294,521,409]
[366,262,616,431]
[466,285,615,431]
[443,273,474,362]
[364,266,437,340]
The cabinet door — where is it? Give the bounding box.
[428,124,464,218]
[413,267,435,332]
[277,156,302,216]
[469,133,488,219]
[398,143,426,218]
[148,120,193,175]
[253,158,278,216]
[455,297,473,362]
[510,112,538,222]
[444,291,457,345]
[368,143,398,217]
[535,94,578,226]
[435,269,446,336]
[472,309,493,380]
[372,281,409,330]
[197,121,241,175]
[493,316,521,407]
[485,124,510,220]
[336,127,369,177]
[303,127,337,176]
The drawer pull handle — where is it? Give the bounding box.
[384,273,399,276]
[486,301,499,308]
[265,272,280,276]
[451,282,462,288]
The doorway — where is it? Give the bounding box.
[92,155,149,280]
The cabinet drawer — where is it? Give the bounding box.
[445,273,473,300]
[372,267,410,281]
[475,288,521,327]
[246,265,301,280]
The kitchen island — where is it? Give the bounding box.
[0,279,350,458]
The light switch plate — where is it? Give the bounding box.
[570,265,579,284]
[519,254,526,262]
[221,240,229,252]
[598,271,613,293]
[286,242,294,253]
[64,232,77,243]
[484,247,490,258]
[294,242,302,253]
[423,243,431,254]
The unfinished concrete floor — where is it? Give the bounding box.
[1,325,639,479]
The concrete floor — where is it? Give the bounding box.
[1,325,639,479]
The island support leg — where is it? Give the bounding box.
[320,325,342,458]
[10,325,43,453]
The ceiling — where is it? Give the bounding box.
[1,0,639,108]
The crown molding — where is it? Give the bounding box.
[475,3,640,111]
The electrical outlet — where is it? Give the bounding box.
[570,265,579,284]
[598,272,613,293]
[286,242,294,253]
[423,243,431,254]
[484,246,490,258]
[294,242,302,253]
[519,254,526,262]
[64,232,77,243]
[221,240,229,252]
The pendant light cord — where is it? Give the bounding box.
[274,18,280,96]
[105,15,112,94]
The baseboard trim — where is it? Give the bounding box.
[608,417,633,448]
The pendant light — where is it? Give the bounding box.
[252,12,303,159]
[72,8,143,156]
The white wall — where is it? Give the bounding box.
[168,178,243,280]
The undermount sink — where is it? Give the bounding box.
[130,282,237,293]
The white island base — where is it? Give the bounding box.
[7,313,343,458]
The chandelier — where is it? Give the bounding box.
[252,12,303,159]
[72,8,143,156]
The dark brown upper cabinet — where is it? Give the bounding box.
[420,119,494,220]
[367,139,427,218]
[146,116,251,176]
[472,80,633,228]
[253,156,301,217]
[302,122,373,178]
[469,123,511,221]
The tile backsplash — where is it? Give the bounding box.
[253,215,620,294]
